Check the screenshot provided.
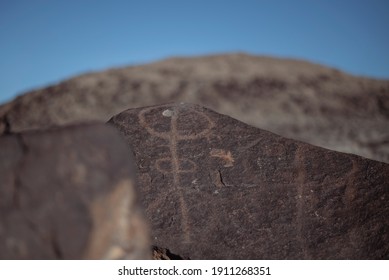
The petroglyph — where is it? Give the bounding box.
[156,158,197,174]
[138,104,214,241]
[210,149,234,167]
[294,145,309,259]
[343,159,359,205]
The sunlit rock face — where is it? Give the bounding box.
[0,124,150,260]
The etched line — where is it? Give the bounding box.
[210,149,234,167]
[139,106,171,140]
[344,159,359,206]
[156,158,197,174]
[169,109,189,240]
[295,146,309,259]
[138,105,214,141]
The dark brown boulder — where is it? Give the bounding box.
[109,103,389,259]
[0,124,149,259]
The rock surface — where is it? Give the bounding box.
[109,103,389,259]
[152,246,187,260]
[1,53,388,162]
[0,124,149,259]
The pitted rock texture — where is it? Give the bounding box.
[0,53,388,163]
[109,103,389,259]
[0,124,149,259]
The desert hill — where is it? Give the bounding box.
[1,53,388,162]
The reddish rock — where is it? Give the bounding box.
[0,124,149,259]
[109,103,389,259]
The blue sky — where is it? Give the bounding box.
[0,0,388,103]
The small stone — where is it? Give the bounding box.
[162,109,174,117]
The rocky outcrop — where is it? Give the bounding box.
[109,103,389,259]
[0,124,149,259]
[0,53,388,162]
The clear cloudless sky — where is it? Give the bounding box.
[0,0,388,103]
